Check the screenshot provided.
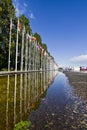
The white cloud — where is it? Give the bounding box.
[15,7,21,16]
[13,0,35,20]
[29,12,35,19]
[13,0,26,16]
[70,54,87,63]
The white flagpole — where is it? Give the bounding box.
[28,36,32,70]
[25,34,28,71]
[15,19,19,71]
[21,26,25,71]
[8,18,12,71]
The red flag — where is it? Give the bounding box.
[17,19,21,31]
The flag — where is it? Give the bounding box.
[26,33,32,42]
[42,48,44,54]
[26,33,29,40]
[38,45,44,54]
[32,36,36,41]
[17,19,21,31]
[31,36,36,44]
[10,18,13,30]
[39,45,42,50]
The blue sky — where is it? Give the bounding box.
[13,0,87,67]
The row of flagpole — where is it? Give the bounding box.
[8,18,58,72]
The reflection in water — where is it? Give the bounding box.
[14,74,17,125]
[6,75,9,130]
[29,73,87,130]
[0,71,58,130]
[20,74,23,120]
[24,73,27,112]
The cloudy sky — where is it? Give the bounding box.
[13,0,87,67]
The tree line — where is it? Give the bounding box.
[0,0,54,71]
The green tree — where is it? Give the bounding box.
[0,0,15,70]
[0,0,52,70]
[42,43,47,52]
[19,14,32,34]
[33,33,42,45]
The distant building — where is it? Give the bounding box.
[73,67,80,71]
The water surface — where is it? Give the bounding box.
[29,72,87,130]
[0,72,87,130]
[0,71,57,130]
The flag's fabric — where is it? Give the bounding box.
[26,33,32,42]
[26,33,29,40]
[32,36,36,41]
[42,48,44,54]
[18,19,21,31]
[38,45,44,54]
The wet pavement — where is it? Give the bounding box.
[29,72,87,130]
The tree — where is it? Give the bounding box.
[33,33,42,45]
[0,0,51,70]
[42,43,47,52]
[0,0,15,70]
[19,14,32,34]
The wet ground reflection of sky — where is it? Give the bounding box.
[29,72,87,130]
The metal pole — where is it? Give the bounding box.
[25,36,28,71]
[8,26,11,71]
[20,29,25,71]
[15,25,18,71]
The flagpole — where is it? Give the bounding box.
[33,43,35,70]
[35,43,37,70]
[15,25,18,71]
[25,34,28,71]
[15,19,20,71]
[28,34,30,70]
[28,41,31,70]
[21,27,25,71]
[8,19,12,71]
